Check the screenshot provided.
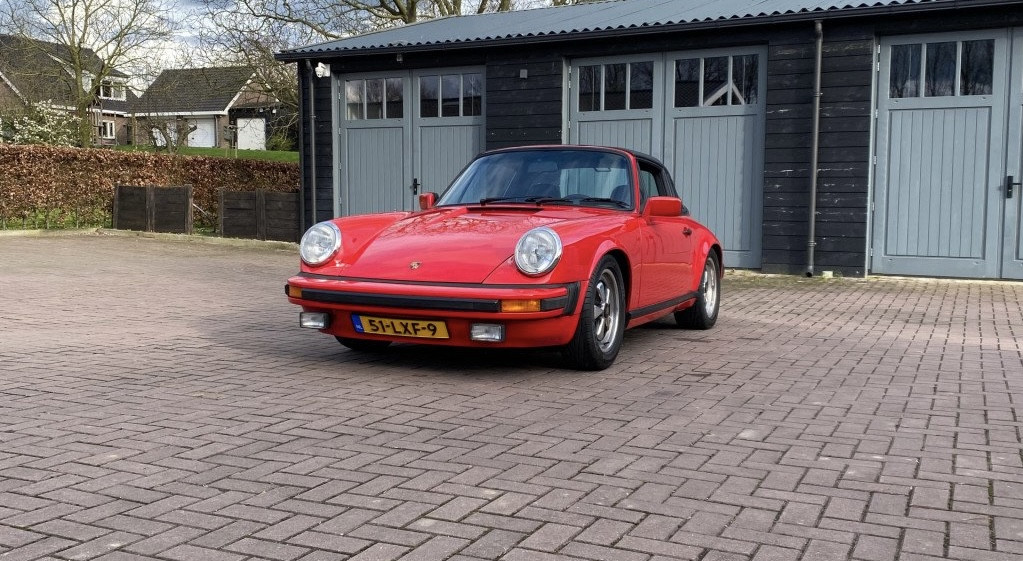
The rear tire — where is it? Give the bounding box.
[564,256,626,371]
[675,252,720,330]
[335,336,392,352]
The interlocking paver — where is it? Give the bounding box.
[3,234,1023,561]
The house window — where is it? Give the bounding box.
[419,72,482,118]
[889,39,994,98]
[673,54,759,108]
[100,120,116,139]
[577,61,654,112]
[98,80,126,101]
[346,78,403,120]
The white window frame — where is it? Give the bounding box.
[98,80,127,101]
[100,120,116,139]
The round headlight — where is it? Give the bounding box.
[299,221,342,265]
[514,227,562,276]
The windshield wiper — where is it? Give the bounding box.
[477,196,573,206]
[525,197,574,206]
[579,197,631,209]
[477,196,527,205]
[477,196,629,208]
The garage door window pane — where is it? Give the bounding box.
[579,65,600,112]
[674,59,700,107]
[925,42,956,97]
[463,73,482,116]
[420,75,439,117]
[346,80,364,120]
[441,74,460,117]
[732,54,758,105]
[630,61,653,109]
[703,56,728,106]
[889,44,921,98]
[604,63,626,110]
[366,79,384,119]
[961,39,994,96]
[385,78,403,118]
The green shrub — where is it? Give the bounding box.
[0,144,299,230]
[265,133,294,152]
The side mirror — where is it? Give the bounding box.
[418,192,438,210]
[644,196,682,217]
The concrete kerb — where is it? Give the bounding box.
[0,227,298,252]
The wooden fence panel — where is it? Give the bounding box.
[263,192,300,242]
[112,185,148,231]
[152,186,193,234]
[113,185,193,234]
[220,190,300,242]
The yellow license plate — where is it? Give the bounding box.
[352,315,449,339]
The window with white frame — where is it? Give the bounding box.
[345,77,404,120]
[100,120,116,139]
[673,54,760,108]
[419,72,482,118]
[577,61,654,112]
[888,39,994,98]
[98,80,127,101]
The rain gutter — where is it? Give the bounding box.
[807,19,823,277]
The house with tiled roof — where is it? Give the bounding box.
[0,34,135,145]
[134,66,278,150]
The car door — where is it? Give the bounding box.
[638,160,694,308]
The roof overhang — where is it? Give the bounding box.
[275,0,1020,63]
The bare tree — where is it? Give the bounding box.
[0,0,176,146]
[191,0,541,149]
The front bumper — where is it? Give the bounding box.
[286,273,582,347]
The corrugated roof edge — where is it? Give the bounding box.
[274,0,1011,61]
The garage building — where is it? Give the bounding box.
[276,0,1023,279]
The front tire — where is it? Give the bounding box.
[564,256,626,370]
[675,252,720,329]
[335,336,392,352]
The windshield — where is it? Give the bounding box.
[437,149,634,209]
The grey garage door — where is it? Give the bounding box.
[339,69,485,216]
[873,30,1023,279]
[569,49,766,269]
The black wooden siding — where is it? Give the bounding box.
[485,52,564,149]
[762,23,874,276]
[299,63,337,229]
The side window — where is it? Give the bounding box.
[638,169,658,205]
[638,162,686,214]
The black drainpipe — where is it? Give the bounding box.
[297,64,306,234]
[806,19,823,277]
[305,60,317,226]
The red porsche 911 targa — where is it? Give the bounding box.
[285,145,722,370]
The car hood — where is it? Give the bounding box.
[341,206,595,283]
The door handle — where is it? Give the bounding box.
[1009,175,1021,199]
[411,178,420,195]
[683,227,693,236]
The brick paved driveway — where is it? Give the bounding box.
[2,233,1023,561]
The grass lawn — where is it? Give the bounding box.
[117,145,298,163]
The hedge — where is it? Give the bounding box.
[0,144,299,229]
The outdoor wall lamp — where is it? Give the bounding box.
[314,62,330,78]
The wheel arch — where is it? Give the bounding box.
[605,248,632,302]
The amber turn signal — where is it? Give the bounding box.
[288,285,303,298]
[500,299,541,313]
